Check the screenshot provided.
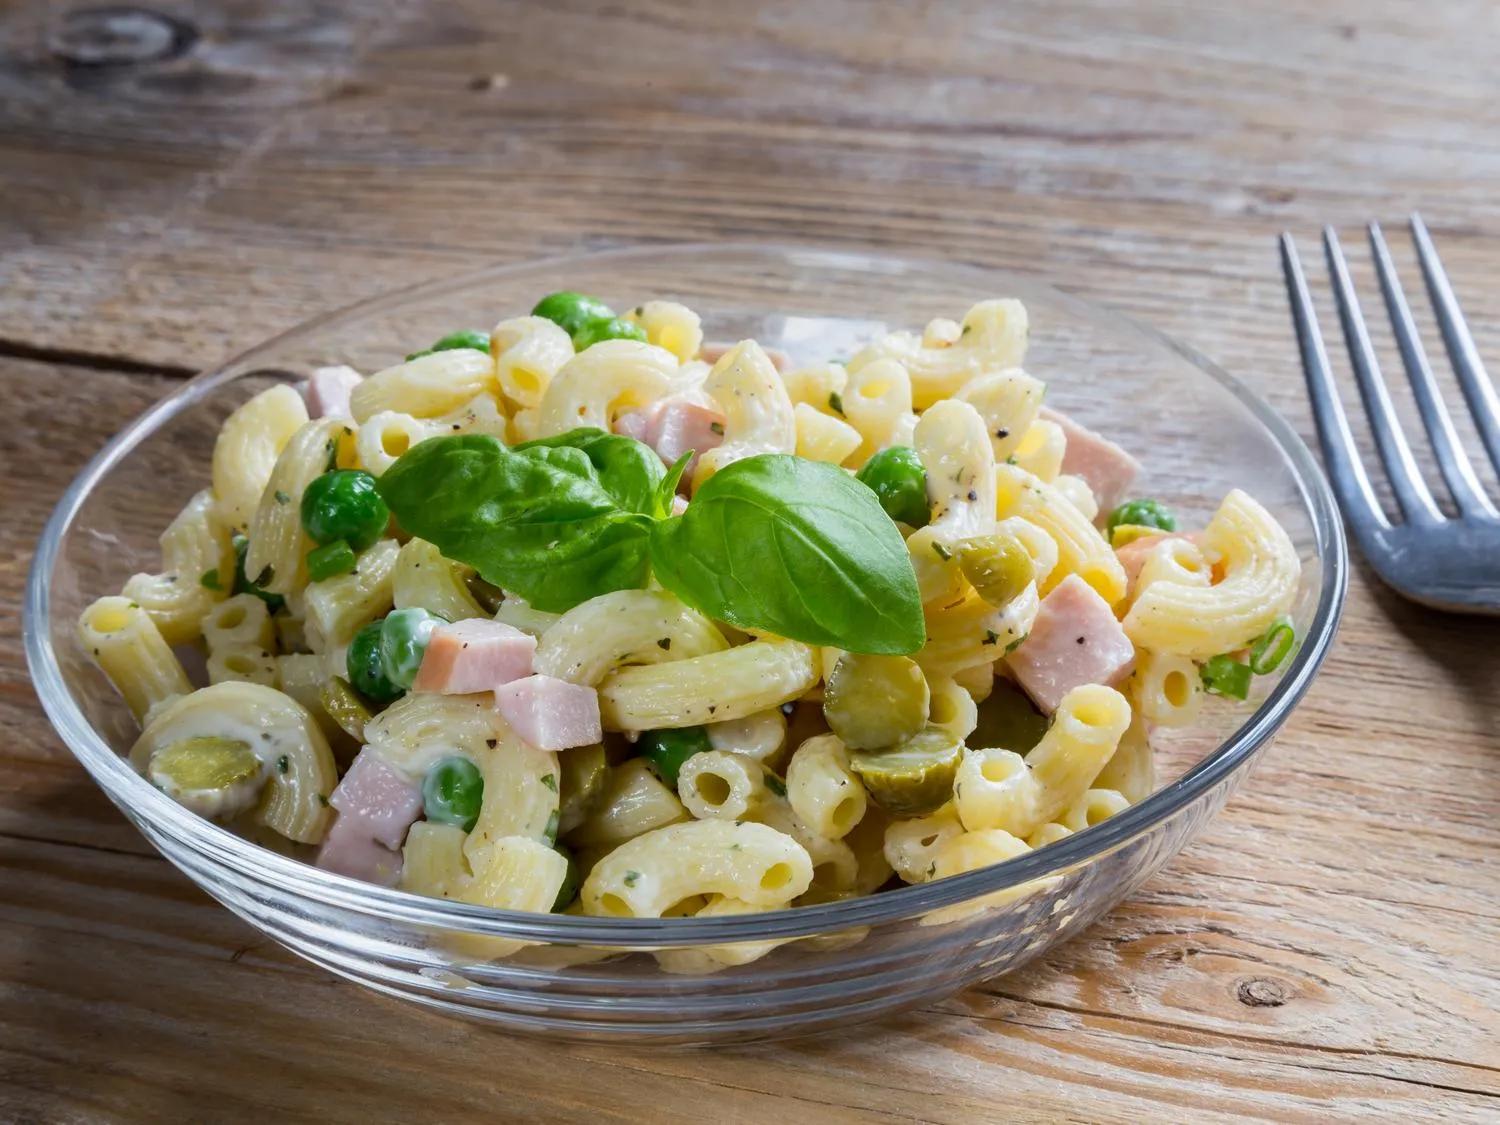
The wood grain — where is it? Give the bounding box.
[2,1,1498,1121]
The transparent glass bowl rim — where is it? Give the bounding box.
[24,241,1348,947]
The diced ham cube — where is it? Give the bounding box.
[494,675,602,750]
[700,341,791,372]
[1041,407,1143,514]
[304,365,363,420]
[612,394,726,481]
[316,815,403,886]
[316,749,423,886]
[1006,575,1136,714]
[412,619,536,695]
[328,749,424,849]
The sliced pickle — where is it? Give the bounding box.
[957,531,1034,608]
[823,653,929,751]
[320,676,373,742]
[848,728,963,816]
[148,736,264,820]
[557,743,609,836]
[969,678,1048,755]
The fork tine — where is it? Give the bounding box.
[1410,213,1500,475]
[1367,222,1497,518]
[1279,232,1390,531]
[1322,226,1443,525]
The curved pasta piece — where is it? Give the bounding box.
[491,315,574,409]
[244,418,355,597]
[355,410,431,477]
[1094,714,1155,803]
[565,758,689,848]
[883,803,964,884]
[955,368,1045,461]
[362,690,507,782]
[954,683,1130,837]
[995,463,1127,607]
[1011,419,1067,482]
[212,384,310,533]
[847,299,1029,408]
[597,638,818,731]
[1129,649,1202,729]
[793,402,862,465]
[466,732,560,865]
[533,589,728,686]
[536,339,677,437]
[917,592,1020,679]
[841,358,915,467]
[350,349,496,423]
[392,537,485,622]
[581,819,812,918]
[1124,489,1300,657]
[130,682,338,844]
[78,596,192,722]
[781,362,847,411]
[677,751,770,821]
[705,708,787,763]
[906,399,998,604]
[122,490,233,645]
[303,538,399,647]
[626,300,703,363]
[692,340,797,489]
[785,734,867,840]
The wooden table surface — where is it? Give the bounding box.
[3,2,1498,1120]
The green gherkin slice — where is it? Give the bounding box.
[320,676,374,741]
[149,736,261,792]
[557,744,609,836]
[957,531,1034,608]
[823,653,929,751]
[848,728,963,816]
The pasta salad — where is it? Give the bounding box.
[79,292,1303,931]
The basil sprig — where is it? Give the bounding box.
[377,432,661,613]
[651,455,924,654]
[377,435,925,653]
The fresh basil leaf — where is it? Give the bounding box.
[653,450,693,519]
[516,427,663,515]
[377,434,652,612]
[649,454,924,655]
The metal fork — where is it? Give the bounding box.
[1280,215,1500,613]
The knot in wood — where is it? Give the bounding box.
[49,7,197,67]
[1236,976,1291,1008]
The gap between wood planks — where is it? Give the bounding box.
[0,336,195,379]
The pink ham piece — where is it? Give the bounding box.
[1006,575,1136,715]
[316,817,403,887]
[700,341,791,372]
[412,619,536,695]
[315,749,424,885]
[1040,407,1143,514]
[612,394,726,480]
[304,365,363,420]
[494,674,602,751]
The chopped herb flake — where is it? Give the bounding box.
[274,490,291,505]
[623,870,640,887]
[828,392,846,416]
[200,568,221,591]
[276,755,289,775]
[540,773,557,791]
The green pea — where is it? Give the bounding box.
[531,291,616,339]
[406,329,491,362]
[638,726,712,787]
[572,315,647,351]
[347,619,402,704]
[230,533,284,612]
[422,756,484,832]
[380,607,445,690]
[300,469,389,551]
[856,446,930,528]
[1106,498,1176,536]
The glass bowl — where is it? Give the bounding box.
[24,244,1346,1044]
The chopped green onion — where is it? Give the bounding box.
[1249,618,1297,675]
[307,540,358,582]
[1201,654,1252,700]
[828,392,845,416]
